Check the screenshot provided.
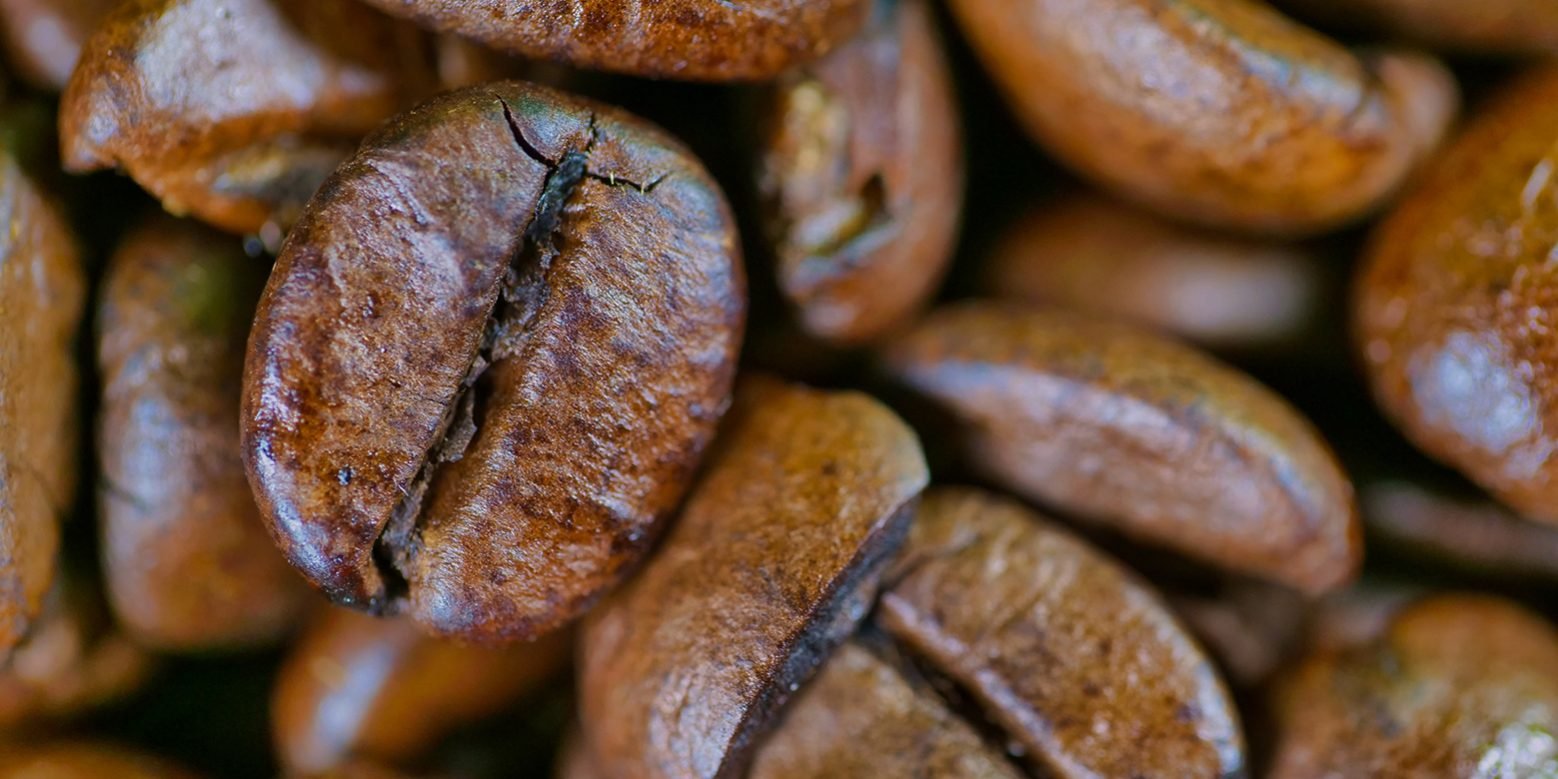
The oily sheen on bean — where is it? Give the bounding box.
[243,81,744,642]
[757,0,963,345]
[882,302,1360,594]
[578,378,928,779]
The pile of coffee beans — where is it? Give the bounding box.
[2,0,1558,776]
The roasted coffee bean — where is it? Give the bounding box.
[749,641,1024,779]
[0,145,85,655]
[945,0,1456,233]
[273,607,570,775]
[0,574,152,729]
[756,0,962,345]
[354,0,867,81]
[1167,580,1309,688]
[60,0,436,235]
[0,743,201,778]
[1304,580,1421,653]
[984,194,1325,350]
[578,377,927,779]
[0,0,115,91]
[98,214,309,650]
[296,762,426,779]
[555,733,605,779]
[882,302,1360,594]
[878,488,1245,778]
[1271,594,1558,776]
[1357,67,1558,524]
[243,81,745,642]
[1281,0,1558,56]
[1363,480,1558,582]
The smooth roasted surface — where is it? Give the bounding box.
[749,641,1024,778]
[578,378,928,779]
[1282,0,1558,55]
[0,0,116,90]
[243,81,745,642]
[1363,480,1558,581]
[946,0,1455,233]
[0,150,84,655]
[356,0,867,81]
[882,302,1360,594]
[758,0,963,345]
[98,214,309,649]
[273,607,570,774]
[879,488,1244,778]
[60,0,435,234]
[1271,595,1558,776]
[1357,67,1558,525]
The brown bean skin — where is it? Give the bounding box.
[59,0,435,235]
[1357,67,1558,525]
[1166,580,1308,688]
[0,575,152,729]
[879,488,1245,779]
[554,733,606,779]
[1281,0,1558,56]
[1363,480,1558,582]
[983,194,1324,349]
[0,0,116,91]
[98,214,310,650]
[750,641,1025,779]
[0,744,201,778]
[945,0,1456,234]
[0,150,85,656]
[756,0,963,345]
[577,377,928,779]
[881,302,1360,594]
[355,0,867,82]
[1271,594,1558,777]
[273,607,570,775]
[243,82,745,642]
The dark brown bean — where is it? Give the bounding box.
[0,147,85,655]
[756,0,963,345]
[881,302,1360,594]
[1271,594,1558,776]
[1281,0,1558,55]
[1166,580,1308,688]
[354,0,867,81]
[242,81,745,642]
[554,732,606,779]
[59,0,436,235]
[879,487,1244,778]
[983,194,1324,350]
[0,0,116,91]
[749,641,1024,779]
[1363,480,1558,582]
[945,0,1456,233]
[0,744,201,778]
[98,214,310,650]
[273,607,570,775]
[577,377,928,779]
[1356,67,1558,525]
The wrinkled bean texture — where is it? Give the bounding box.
[60,0,435,234]
[578,378,927,779]
[946,0,1456,233]
[0,152,84,656]
[0,0,116,90]
[355,0,868,81]
[757,0,963,344]
[1357,67,1558,525]
[98,214,309,650]
[243,81,745,643]
[883,302,1360,594]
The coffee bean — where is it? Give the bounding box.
[60,0,437,235]
[945,0,1457,233]
[273,607,570,775]
[1363,480,1558,583]
[0,0,115,91]
[354,0,869,81]
[983,193,1325,350]
[878,487,1245,778]
[97,214,310,650]
[1280,0,1558,55]
[1271,595,1558,776]
[756,0,963,345]
[0,744,201,778]
[882,302,1360,594]
[243,81,745,642]
[577,377,928,779]
[0,147,84,656]
[1357,67,1558,525]
[749,641,1025,779]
